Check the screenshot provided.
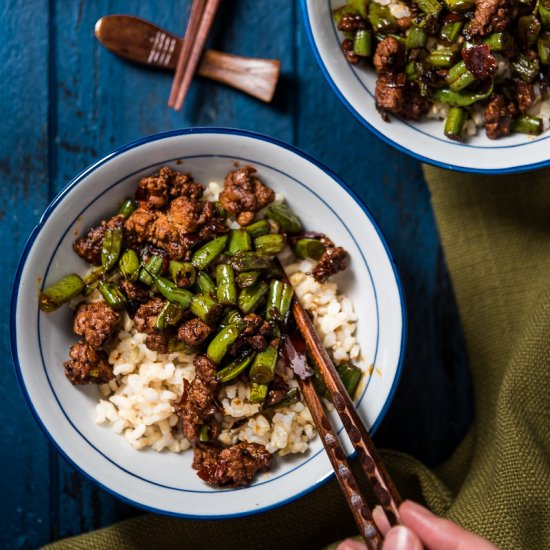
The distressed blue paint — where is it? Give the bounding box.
[1,0,472,547]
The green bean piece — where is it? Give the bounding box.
[214,201,226,218]
[191,234,228,270]
[294,238,325,260]
[154,301,171,332]
[511,115,544,135]
[249,383,269,404]
[417,0,442,14]
[406,27,428,49]
[150,274,194,309]
[215,351,255,383]
[101,227,123,272]
[194,271,216,296]
[229,251,274,272]
[444,107,467,141]
[336,362,363,398]
[238,281,269,314]
[538,33,550,65]
[432,81,494,106]
[216,264,237,306]
[83,267,104,286]
[511,54,540,82]
[254,233,286,256]
[439,20,463,43]
[427,49,456,68]
[446,61,476,91]
[354,29,373,56]
[207,323,245,364]
[442,0,473,11]
[139,255,163,286]
[540,0,550,30]
[245,220,271,238]
[118,198,136,218]
[266,279,284,321]
[98,281,127,310]
[220,308,243,328]
[368,3,397,34]
[169,261,196,288]
[249,344,278,385]
[517,15,541,47]
[345,0,368,17]
[279,283,294,322]
[483,32,513,52]
[39,274,85,312]
[405,60,419,81]
[167,337,189,353]
[265,203,302,234]
[265,387,301,410]
[236,270,261,288]
[199,425,210,442]
[166,304,185,326]
[228,229,252,255]
[190,293,224,325]
[118,250,139,281]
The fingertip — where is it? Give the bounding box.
[373,505,392,536]
[383,526,423,550]
[399,500,435,521]
[337,539,367,550]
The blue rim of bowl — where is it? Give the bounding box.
[300,0,550,174]
[10,127,407,519]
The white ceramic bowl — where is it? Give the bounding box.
[302,0,550,173]
[11,128,405,518]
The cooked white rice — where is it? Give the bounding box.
[94,182,362,457]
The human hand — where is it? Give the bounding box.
[337,500,498,550]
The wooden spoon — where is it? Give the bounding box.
[95,15,280,103]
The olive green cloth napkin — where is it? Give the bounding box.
[44,166,550,550]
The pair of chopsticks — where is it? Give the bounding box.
[168,0,221,110]
[287,292,402,548]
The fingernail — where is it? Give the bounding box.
[383,526,422,550]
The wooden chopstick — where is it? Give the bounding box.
[283,335,383,549]
[292,297,403,527]
[168,0,206,108]
[169,0,221,110]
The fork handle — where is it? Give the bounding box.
[95,15,280,102]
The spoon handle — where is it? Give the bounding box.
[95,15,280,103]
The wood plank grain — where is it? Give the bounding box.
[51,0,295,540]
[292,7,472,466]
[0,1,53,548]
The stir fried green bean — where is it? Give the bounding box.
[236,270,261,288]
[265,203,302,233]
[207,323,245,364]
[215,351,255,383]
[249,344,278,384]
[101,227,123,272]
[119,250,139,280]
[194,271,216,296]
[169,261,196,288]
[245,220,271,238]
[139,255,163,286]
[99,281,127,310]
[216,264,237,305]
[228,229,252,255]
[249,383,268,404]
[190,293,224,325]
[39,274,85,312]
[191,234,228,270]
[238,280,269,313]
[254,234,286,256]
[117,198,136,218]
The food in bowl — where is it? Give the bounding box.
[334,0,550,141]
[39,163,363,488]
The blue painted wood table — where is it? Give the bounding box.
[1,1,472,547]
